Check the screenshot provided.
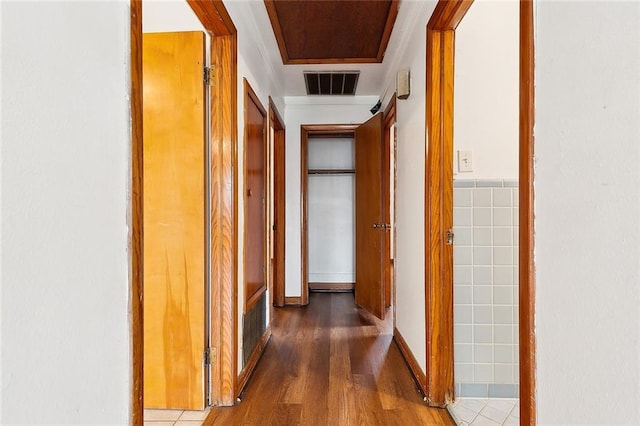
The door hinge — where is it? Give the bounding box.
[204,66,215,86]
[372,223,391,230]
[204,347,217,366]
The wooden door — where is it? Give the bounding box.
[143,31,206,410]
[244,82,267,311]
[355,113,385,319]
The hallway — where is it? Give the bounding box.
[206,292,453,425]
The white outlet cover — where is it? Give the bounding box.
[458,150,473,172]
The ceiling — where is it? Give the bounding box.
[235,1,437,97]
[264,0,399,65]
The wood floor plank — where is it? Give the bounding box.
[269,403,302,425]
[205,292,454,425]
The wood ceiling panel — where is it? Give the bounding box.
[265,0,399,65]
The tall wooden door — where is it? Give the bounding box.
[355,113,386,319]
[143,31,206,410]
[244,82,267,311]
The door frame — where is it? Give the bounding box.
[300,124,358,305]
[130,0,239,423]
[269,98,286,307]
[383,96,396,310]
[423,0,536,423]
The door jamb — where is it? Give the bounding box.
[300,124,358,306]
[423,0,536,422]
[129,1,239,423]
[519,1,536,423]
[424,0,473,407]
[383,96,397,310]
[269,98,286,307]
[130,2,143,422]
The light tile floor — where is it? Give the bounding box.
[448,398,519,426]
[144,408,211,426]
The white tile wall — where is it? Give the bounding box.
[453,179,519,398]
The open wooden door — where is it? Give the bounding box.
[143,31,207,410]
[355,113,386,319]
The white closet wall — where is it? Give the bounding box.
[307,137,355,284]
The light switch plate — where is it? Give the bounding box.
[458,150,473,172]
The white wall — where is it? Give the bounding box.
[307,138,355,284]
[143,0,204,32]
[1,1,130,423]
[454,0,519,180]
[283,96,379,297]
[535,1,640,422]
[378,1,436,374]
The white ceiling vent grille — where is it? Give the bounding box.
[304,71,359,95]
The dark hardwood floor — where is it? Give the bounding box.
[206,292,454,425]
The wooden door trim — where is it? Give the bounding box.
[383,95,396,309]
[130,1,238,422]
[519,1,536,423]
[423,0,537,419]
[300,124,358,305]
[129,1,143,423]
[424,0,474,407]
[424,26,457,407]
[243,78,268,313]
[186,0,236,36]
[269,98,286,308]
[209,31,238,407]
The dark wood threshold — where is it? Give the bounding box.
[393,327,427,399]
[284,296,303,306]
[309,282,355,292]
[236,327,272,399]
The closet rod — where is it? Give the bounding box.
[308,169,355,175]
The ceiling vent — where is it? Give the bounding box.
[304,71,359,95]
